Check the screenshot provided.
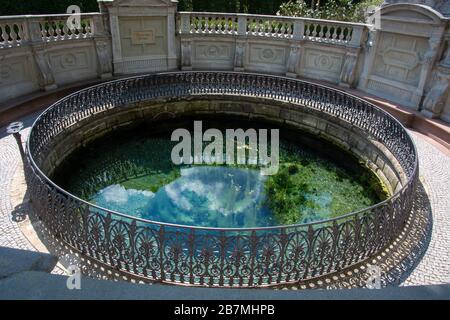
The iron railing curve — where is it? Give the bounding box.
[25,71,419,287]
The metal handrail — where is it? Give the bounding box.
[25,71,419,286]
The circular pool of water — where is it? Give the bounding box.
[53,117,388,228]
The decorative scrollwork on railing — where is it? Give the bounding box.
[25,71,418,287]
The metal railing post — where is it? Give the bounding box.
[7,122,25,161]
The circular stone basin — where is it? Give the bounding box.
[53,118,388,228]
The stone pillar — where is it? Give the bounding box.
[98,0,178,75]
[234,40,246,72]
[286,44,300,78]
[285,20,304,78]
[358,27,379,89]
[234,15,247,72]
[92,14,113,79]
[340,50,360,88]
[26,19,57,91]
[181,39,192,70]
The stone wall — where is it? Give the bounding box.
[0,13,112,104]
[1,1,450,124]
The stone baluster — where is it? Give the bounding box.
[1,23,9,48]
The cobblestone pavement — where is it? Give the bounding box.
[0,116,34,251]
[402,133,450,285]
[0,114,449,285]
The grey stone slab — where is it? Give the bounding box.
[0,247,57,279]
[0,271,449,300]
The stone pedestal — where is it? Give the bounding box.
[98,0,178,75]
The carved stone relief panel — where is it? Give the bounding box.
[0,55,39,103]
[248,44,286,66]
[49,47,97,85]
[194,42,233,61]
[0,60,27,87]
[301,47,344,83]
[193,41,234,69]
[119,16,167,58]
[372,32,428,86]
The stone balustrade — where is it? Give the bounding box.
[0,13,111,103]
[178,11,366,88]
[0,17,29,49]
[178,12,364,45]
[0,13,99,47]
[1,1,450,125]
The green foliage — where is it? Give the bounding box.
[352,0,384,22]
[1,0,285,15]
[264,150,389,225]
[264,163,309,225]
[1,0,383,23]
[277,0,383,22]
[121,170,181,193]
[0,0,98,15]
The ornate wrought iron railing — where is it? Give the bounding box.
[25,72,418,287]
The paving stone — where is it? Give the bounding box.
[0,246,57,279]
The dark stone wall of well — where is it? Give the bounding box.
[39,96,406,196]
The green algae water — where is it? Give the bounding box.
[53,118,388,228]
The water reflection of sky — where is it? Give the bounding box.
[92,166,274,228]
